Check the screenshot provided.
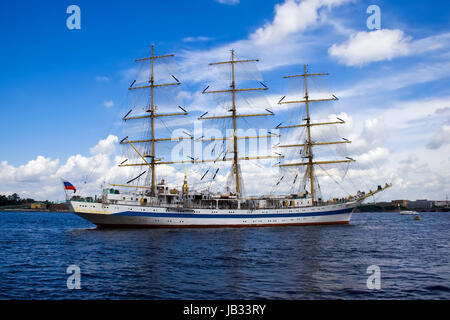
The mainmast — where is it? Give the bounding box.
[115,45,191,195]
[231,50,240,194]
[278,65,355,205]
[198,50,282,197]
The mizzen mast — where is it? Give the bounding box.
[278,65,355,205]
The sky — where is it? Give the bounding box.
[0,0,449,202]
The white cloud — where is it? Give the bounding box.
[0,136,123,201]
[182,36,212,43]
[355,147,389,168]
[215,0,240,5]
[426,124,450,150]
[15,156,60,183]
[0,112,446,202]
[400,154,419,165]
[329,30,450,66]
[0,156,61,186]
[251,0,352,45]
[103,100,114,108]
[328,29,411,66]
[327,95,450,200]
[178,39,304,84]
[408,32,450,55]
[348,117,386,154]
[90,135,118,155]
[0,161,15,183]
[373,96,450,132]
[177,0,353,84]
[95,76,110,82]
[336,60,450,99]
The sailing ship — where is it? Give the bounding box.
[68,46,391,228]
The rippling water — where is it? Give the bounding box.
[0,211,449,299]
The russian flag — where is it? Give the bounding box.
[63,180,76,193]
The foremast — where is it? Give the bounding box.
[112,45,191,195]
[278,65,355,205]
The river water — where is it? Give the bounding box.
[0,211,448,299]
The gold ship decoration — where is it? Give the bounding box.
[111,46,391,203]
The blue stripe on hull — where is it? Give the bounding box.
[113,207,354,219]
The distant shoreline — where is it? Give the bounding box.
[356,206,449,213]
[0,209,70,212]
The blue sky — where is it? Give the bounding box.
[0,0,283,162]
[0,0,449,201]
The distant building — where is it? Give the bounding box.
[407,199,433,210]
[30,202,46,209]
[49,203,70,212]
[370,201,395,209]
[391,200,410,207]
[376,202,391,207]
[433,201,448,207]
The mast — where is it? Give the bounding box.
[303,65,315,204]
[198,50,282,197]
[278,65,355,205]
[231,50,240,194]
[115,45,190,195]
[150,45,156,194]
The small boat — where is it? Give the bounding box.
[414,215,420,220]
[397,204,419,215]
[399,210,419,215]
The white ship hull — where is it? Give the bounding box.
[69,200,356,228]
